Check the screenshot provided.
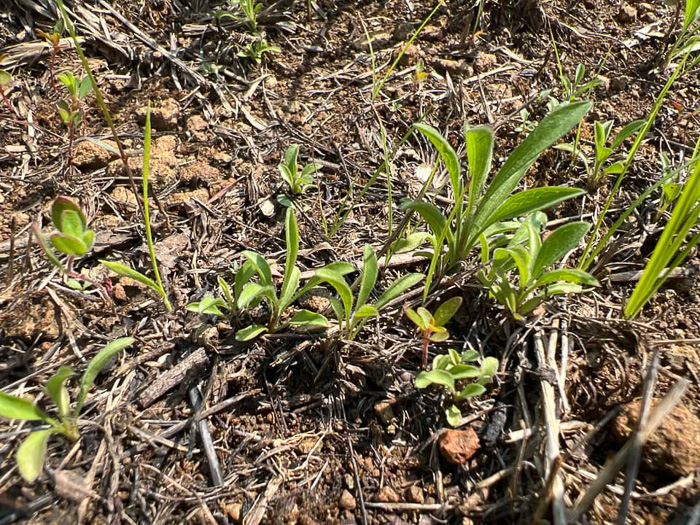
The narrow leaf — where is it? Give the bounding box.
[0,392,51,422]
[17,430,54,482]
[46,366,74,418]
[413,123,461,195]
[356,245,378,309]
[235,324,268,341]
[532,221,590,276]
[465,126,494,207]
[75,337,134,416]
[100,261,160,292]
[375,273,424,309]
[400,200,447,238]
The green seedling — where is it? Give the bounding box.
[579,57,687,271]
[415,350,498,426]
[401,101,591,301]
[100,104,172,311]
[625,134,700,318]
[32,196,103,290]
[557,119,645,189]
[56,71,92,128]
[240,0,262,32]
[277,144,320,207]
[663,0,700,70]
[0,337,134,482]
[238,39,280,64]
[232,208,346,340]
[478,213,599,320]
[314,244,424,340]
[56,71,92,180]
[405,297,462,368]
[655,154,684,221]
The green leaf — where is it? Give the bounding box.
[51,233,87,256]
[75,337,134,416]
[445,404,462,427]
[461,350,480,362]
[78,76,92,98]
[81,230,95,251]
[683,0,700,31]
[353,304,379,319]
[532,222,590,277]
[405,307,427,330]
[392,232,431,253]
[433,297,462,326]
[46,366,74,418]
[480,357,499,379]
[594,121,606,152]
[0,69,12,86]
[0,392,51,422]
[465,125,494,207]
[476,101,591,228]
[457,383,487,399]
[604,162,625,175]
[280,208,299,309]
[400,200,447,238]
[234,260,257,302]
[279,267,300,312]
[288,310,328,327]
[433,355,450,370]
[529,268,599,292]
[242,251,272,286]
[218,276,234,307]
[416,307,433,328]
[100,261,160,293]
[17,430,54,482]
[611,120,645,150]
[57,209,84,238]
[356,245,378,309]
[415,369,455,394]
[52,197,85,231]
[429,330,449,342]
[480,187,585,234]
[375,273,424,310]
[238,282,276,309]
[413,123,461,196]
[235,324,268,341]
[315,268,353,326]
[450,364,480,379]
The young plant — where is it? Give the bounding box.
[0,337,134,482]
[624,135,700,318]
[663,0,700,70]
[240,0,262,32]
[415,350,498,426]
[401,101,591,301]
[557,119,645,189]
[56,71,92,180]
[232,207,343,340]
[314,244,424,340]
[238,39,280,64]
[32,196,103,291]
[477,213,599,320]
[187,273,246,317]
[100,105,172,311]
[277,144,320,207]
[405,297,462,368]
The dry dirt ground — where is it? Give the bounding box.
[0,0,699,524]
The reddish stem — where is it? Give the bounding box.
[421,336,430,369]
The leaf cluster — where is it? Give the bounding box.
[415,350,498,426]
[478,213,599,320]
[0,338,134,482]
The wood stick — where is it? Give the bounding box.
[138,348,208,408]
